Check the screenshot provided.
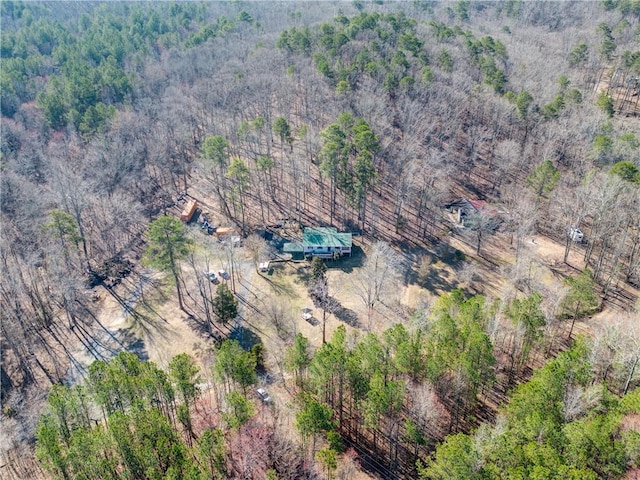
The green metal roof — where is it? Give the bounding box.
[283,242,304,253]
[282,227,352,254]
[301,227,352,248]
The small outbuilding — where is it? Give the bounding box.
[180,199,198,223]
[301,307,313,322]
[444,198,501,229]
[214,227,236,238]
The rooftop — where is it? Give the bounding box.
[282,227,352,253]
[283,242,304,253]
[446,198,499,217]
[301,227,352,248]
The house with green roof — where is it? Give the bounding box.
[283,227,352,259]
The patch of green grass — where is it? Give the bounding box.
[265,267,298,298]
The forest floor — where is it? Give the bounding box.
[50,201,636,478]
[69,283,210,376]
[594,66,640,118]
[9,165,638,479]
[89,184,640,472]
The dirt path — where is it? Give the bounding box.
[56,179,637,480]
[67,266,229,384]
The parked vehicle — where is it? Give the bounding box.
[256,388,271,403]
[569,227,585,243]
[202,271,218,283]
[218,270,230,280]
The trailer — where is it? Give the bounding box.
[214,227,235,238]
[180,199,198,223]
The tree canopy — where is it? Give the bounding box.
[144,216,193,311]
[5,2,640,478]
[38,353,194,480]
[527,159,560,198]
[420,343,640,480]
[212,283,238,324]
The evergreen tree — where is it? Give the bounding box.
[144,216,193,312]
[286,333,312,387]
[226,157,251,233]
[213,340,257,395]
[563,269,599,339]
[309,325,349,428]
[223,391,254,429]
[527,159,560,199]
[296,395,335,453]
[196,429,227,479]
[425,290,495,426]
[36,353,206,480]
[611,161,640,183]
[316,447,338,480]
[169,353,201,409]
[422,343,640,479]
[419,433,481,480]
[319,114,379,226]
[212,283,238,324]
[273,116,293,151]
[505,292,546,379]
[596,92,615,118]
[311,256,327,280]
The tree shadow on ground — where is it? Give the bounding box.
[229,326,261,351]
[122,271,170,323]
[184,313,228,343]
[66,328,146,385]
[184,313,207,336]
[113,328,149,361]
[320,245,365,274]
[333,304,359,328]
[436,243,468,268]
[294,265,312,284]
[262,266,298,297]
[127,306,171,344]
[401,242,468,293]
[127,338,149,362]
[406,264,458,294]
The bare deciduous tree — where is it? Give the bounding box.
[501,186,539,263]
[352,242,403,328]
[592,312,640,395]
[264,296,296,341]
[244,234,274,270]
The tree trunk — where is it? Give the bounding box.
[563,235,572,264]
[170,252,186,313]
[624,353,639,395]
[330,176,335,225]
[568,301,581,339]
[322,309,327,344]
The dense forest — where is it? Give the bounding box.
[1,1,640,479]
